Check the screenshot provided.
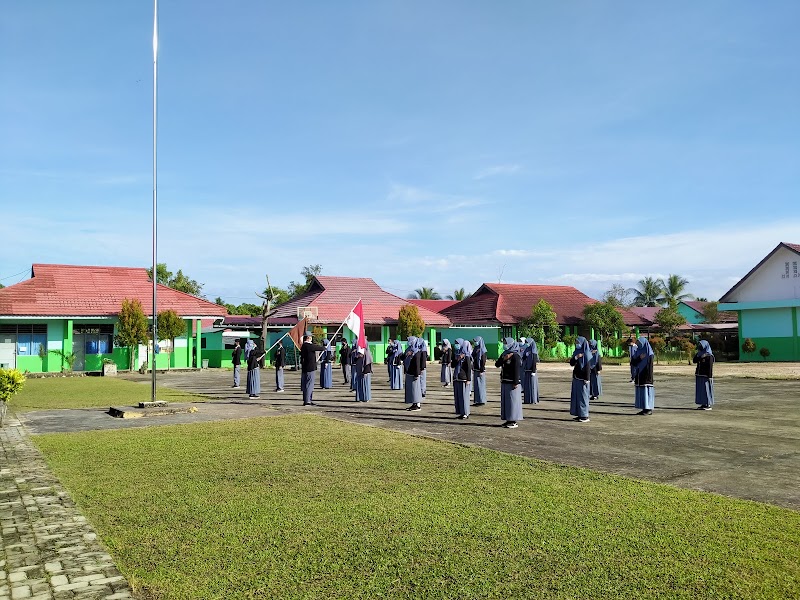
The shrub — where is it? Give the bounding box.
[562,334,577,349]
[398,305,425,339]
[312,326,325,344]
[0,368,26,403]
[759,347,770,360]
[649,336,666,355]
[742,338,757,354]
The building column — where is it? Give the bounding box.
[428,328,436,351]
[64,320,73,372]
[185,319,194,369]
[195,319,202,368]
[792,307,798,361]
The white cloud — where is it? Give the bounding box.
[473,164,522,180]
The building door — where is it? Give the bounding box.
[0,333,16,369]
[73,334,85,371]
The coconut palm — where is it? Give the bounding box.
[629,277,663,307]
[445,288,471,301]
[407,287,441,300]
[659,274,693,309]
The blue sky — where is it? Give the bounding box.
[2,1,799,304]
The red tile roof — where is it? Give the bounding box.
[267,276,451,327]
[407,299,459,313]
[0,264,227,318]
[630,307,660,323]
[442,283,648,326]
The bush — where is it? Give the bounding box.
[312,326,325,344]
[742,338,756,354]
[759,347,770,360]
[649,336,666,355]
[398,305,425,339]
[0,368,26,403]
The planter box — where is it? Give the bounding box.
[102,363,118,377]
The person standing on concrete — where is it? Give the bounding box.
[471,336,488,406]
[404,336,423,411]
[496,337,523,428]
[231,339,243,388]
[246,343,266,399]
[320,338,334,389]
[522,338,539,405]
[630,336,655,415]
[693,339,715,410]
[589,339,602,401]
[440,339,453,387]
[452,339,473,419]
[300,334,326,406]
[418,338,429,397]
[569,337,592,422]
[355,345,373,402]
[274,339,285,392]
[339,339,351,385]
[389,339,404,390]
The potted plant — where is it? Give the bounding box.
[0,368,26,426]
[102,358,118,376]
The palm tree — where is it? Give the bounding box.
[445,288,471,301]
[659,274,692,309]
[407,287,441,300]
[629,277,663,307]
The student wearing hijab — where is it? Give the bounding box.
[471,336,488,406]
[440,339,453,387]
[693,339,715,410]
[350,338,359,392]
[244,338,256,362]
[495,337,523,428]
[274,339,285,392]
[588,339,602,400]
[522,338,539,405]
[389,339,403,390]
[355,345,373,401]
[630,336,655,415]
[319,338,334,389]
[300,334,326,406]
[452,339,473,419]
[404,336,423,410]
[246,342,266,399]
[339,339,351,384]
[418,338,429,397]
[569,336,592,422]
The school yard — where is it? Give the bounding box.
[4,363,800,598]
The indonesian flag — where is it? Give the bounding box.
[344,300,366,351]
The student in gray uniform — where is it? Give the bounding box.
[588,339,602,400]
[440,339,453,386]
[569,336,592,422]
[521,338,539,404]
[452,339,473,419]
[300,335,326,406]
[404,336,423,411]
[471,336,488,406]
[496,337,523,428]
[273,340,285,392]
[693,340,715,410]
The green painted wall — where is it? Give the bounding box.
[677,304,704,324]
[738,336,798,361]
[737,308,799,361]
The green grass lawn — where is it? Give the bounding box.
[13,376,206,412]
[35,415,800,600]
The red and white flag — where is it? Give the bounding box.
[344,300,366,351]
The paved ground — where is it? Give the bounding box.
[18,362,800,511]
[0,414,133,600]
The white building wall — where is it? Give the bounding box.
[726,247,800,302]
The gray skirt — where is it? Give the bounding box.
[695,376,714,406]
[570,377,589,418]
[473,371,487,404]
[454,380,470,416]
[405,374,422,404]
[500,381,523,421]
[590,372,602,398]
[246,368,261,396]
[357,373,372,402]
[441,363,452,384]
[275,367,284,390]
[634,385,655,410]
[301,371,315,403]
[522,371,539,404]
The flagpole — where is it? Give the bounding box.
[266,331,291,354]
[151,0,159,403]
[330,298,362,342]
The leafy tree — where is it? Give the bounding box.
[659,274,692,309]
[287,264,322,298]
[261,286,291,307]
[582,301,625,346]
[214,297,225,306]
[519,299,561,351]
[602,284,633,308]
[407,287,441,300]
[446,288,471,301]
[630,277,664,307]
[701,301,720,324]
[654,307,687,340]
[0,283,4,289]
[676,336,696,364]
[649,336,666,357]
[146,263,204,297]
[157,310,187,370]
[742,338,757,354]
[116,298,149,370]
[759,347,770,360]
[398,305,425,338]
[311,326,325,345]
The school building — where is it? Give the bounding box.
[265,276,451,361]
[719,242,800,361]
[0,264,227,373]
[439,283,648,358]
